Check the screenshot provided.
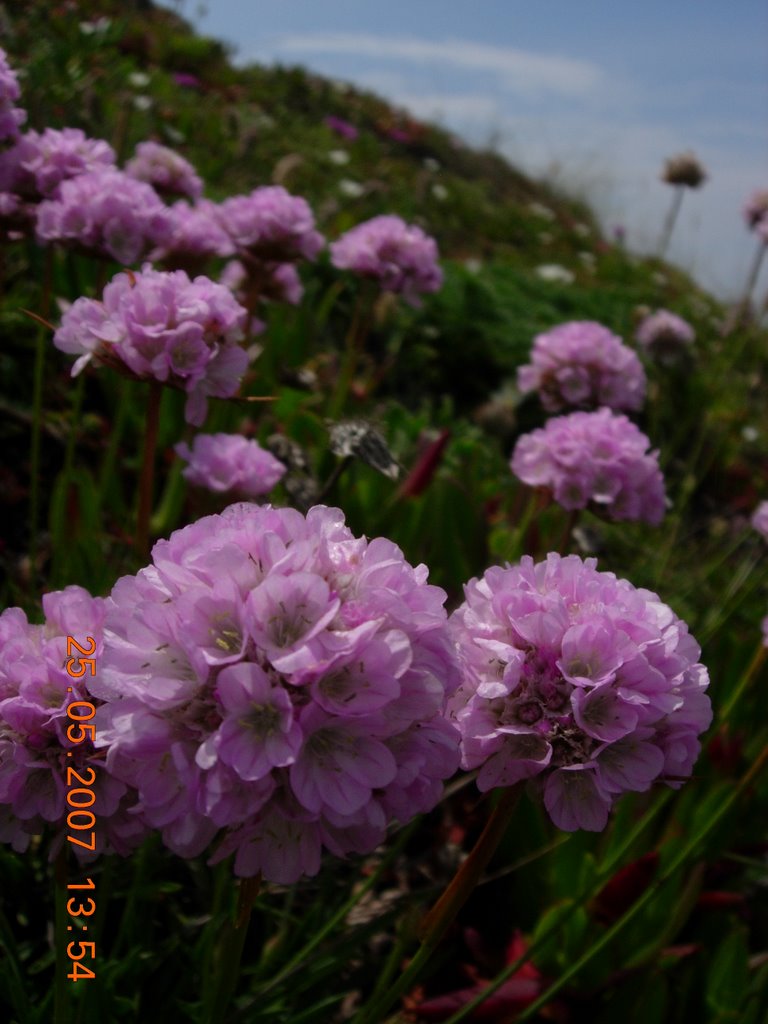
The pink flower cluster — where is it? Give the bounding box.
[448,554,711,831]
[517,321,646,414]
[175,433,287,497]
[53,266,250,425]
[217,186,324,263]
[751,501,768,540]
[220,259,304,306]
[511,408,666,525]
[0,587,147,856]
[0,127,115,199]
[36,168,172,264]
[89,504,461,882]
[743,189,768,232]
[0,47,25,142]
[153,199,235,271]
[125,140,203,201]
[330,214,443,305]
[635,310,695,362]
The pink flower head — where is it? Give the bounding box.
[53,266,250,425]
[517,321,646,414]
[0,127,115,200]
[217,186,324,263]
[743,189,768,231]
[153,199,235,272]
[324,115,358,140]
[0,48,25,142]
[175,433,286,496]
[125,140,203,201]
[0,587,147,857]
[220,258,304,306]
[330,214,443,306]
[448,554,711,831]
[751,501,768,540]
[36,168,172,264]
[635,310,695,363]
[511,408,666,525]
[90,503,461,881]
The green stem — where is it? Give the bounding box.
[511,743,768,1022]
[718,641,766,723]
[329,289,374,419]
[54,848,70,1024]
[135,382,163,561]
[722,237,768,335]
[442,788,674,1024]
[28,248,54,593]
[658,186,684,260]
[204,873,260,1024]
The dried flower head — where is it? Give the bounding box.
[661,152,707,188]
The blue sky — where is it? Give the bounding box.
[166,0,767,299]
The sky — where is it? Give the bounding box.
[164,0,768,300]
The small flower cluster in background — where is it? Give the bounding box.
[517,320,646,413]
[511,408,666,525]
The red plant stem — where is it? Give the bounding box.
[356,785,522,1024]
[418,784,523,948]
[135,382,163,561]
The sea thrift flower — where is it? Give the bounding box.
[751,501,768,540]
[635,310,695,362]
[175,433,287,496]
[217,186,324,263]
[517,321,646,414]
[220,258,304,305]
[0,48,25,142]
[330,215,443,305]
[0,587,147,856]
[153,199,234,273]
[324,115,358,140]
[511,408,666,525]
[173,72,201,89]
[448,553,711,831]
[36,168,171,264]
[744,189,768,231]
[0,127,115,199]
[53,266,249,425]
[90,503,461,882]
[125,140,203,201]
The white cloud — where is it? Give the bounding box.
[256,32,603,97]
